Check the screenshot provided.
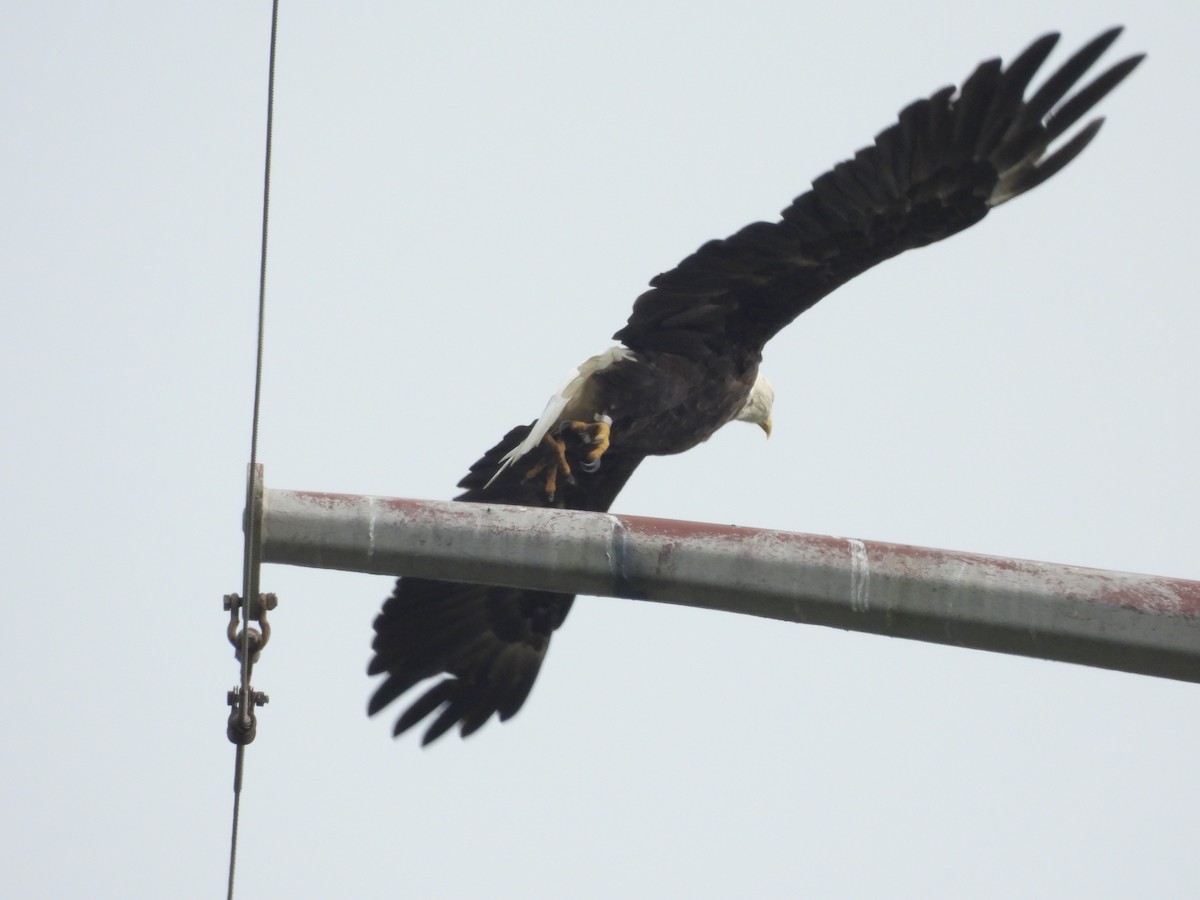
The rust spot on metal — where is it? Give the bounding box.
[617,513,750,541]
[1093,580,1200,616]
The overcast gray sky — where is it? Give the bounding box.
[4,2,1198,898]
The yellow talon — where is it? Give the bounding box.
[523,433,573,501]
[569,416,612,473]
[522,416,614,499]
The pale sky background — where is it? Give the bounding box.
[3,2,1198,898]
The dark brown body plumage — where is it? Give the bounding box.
[588,350,762,456]
[368,29,1142,744]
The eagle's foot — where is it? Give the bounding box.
[567,414,612,474]
[521,415,612,499]
[523,433,574,501]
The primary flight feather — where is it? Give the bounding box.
[368,29,1143,745]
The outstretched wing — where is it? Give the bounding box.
[367,578,574,745]
[368,426,644,745]
[368,30,1143,746]
[614,29,1143,360]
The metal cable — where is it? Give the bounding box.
[229,1,281,897]
[227,746,246,900]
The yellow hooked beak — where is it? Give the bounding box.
[759,417,772,438]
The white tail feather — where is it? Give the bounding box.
[484,346,634,489]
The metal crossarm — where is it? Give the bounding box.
[258,488,1200,683]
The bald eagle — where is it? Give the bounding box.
[368,29,1142,744]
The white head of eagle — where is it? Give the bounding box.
[736,373,774,438]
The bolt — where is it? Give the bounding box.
[227,689,269,707]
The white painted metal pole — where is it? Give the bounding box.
[260,488,1200,683]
